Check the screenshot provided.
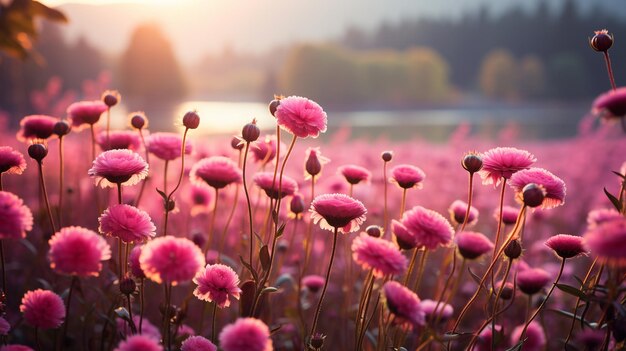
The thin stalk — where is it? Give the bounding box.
[106,108,111,149]
[218,182,241,260]
[139,278,144,334]
[126,294,134,334]
[383,160,389,233]
[161,128,189,237]
[603,51,617,91]
[58,136,64,225]
[163,282,173,350]
[349,184,354,197]
[519,257,566,341]
[163,160,169,195]
[242,142,255,268]
[0,241,4,293]
[211,302,218,343]
[135,129,149,206]
[90,124,96,162]
[302,178,316,273]
[355,270,374,348]
[490,180,508,296]
[430,250,457,325]
[35,327,41,351]
[204,188,219,254]
[403,248,419,286]
[459,173,475,232]
[413,249,428,292]
[490,258,513,350]
[309,227,339,342]
[564,257,598,346]
[37,161,57,233]
[0,174,3,191]
[399,188,407,217]
[59,276,78,351]
[356,273,377,350]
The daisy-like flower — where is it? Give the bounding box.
[99,204,156,243]
[190,157,242,190]
[140,236,205,285]
[310,193,367,233]
[337,165,371,185]
[351,233,408,277]
[510,322,546,351]
[146,132,193,161]
[193,263,242,308]
[181,336,217,351]
[273,96,327,138]
[0,191,33,239]
[382,281,425,330]
[252,172,298,199]
[67,100,108,129]
[218,318,273,351]
[16,115,57,141]
[509,168,566,209]
[389,164,426,189]
[48,226,112,277]
[592,86,626,119]
[448,200,478,227]
[301,275,325,293]
[88,149,149,187]
[479,147,536,186]
[96,130,141,151]
[0,147,27,175]
[455,231,494,260]
[545,234,587,259]
[584,217,626,265]
[516,268,551,295]
[19,289,66,329]
[113,335,163,351]
[399,206,454,250]
[304,147,329,179]
[391,220,419,250]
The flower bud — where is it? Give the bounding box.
[182,111,200,129]
[504,239,522,259]
[305,151,322,177]
[290,193,305,215]
[365,225,382,238]
[102,90,120,107]
[309,333,326,350]
[130,113,146,130]
[500,282,514,300]
[277,239,289,253]
[269,97,281,117]
[119,276,136,295]
[522,183,546,208]
[590,30,613,52]
[53,120,71,137]
[381,151,393,162]
[242,119,260,142]
[462,152,483,173]
[191,232,206,249]
[231,136,244,150]
[28,144,48,162]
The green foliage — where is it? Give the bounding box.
[278,44,449,108]
[478,50,547,100]
[0,0,67,59]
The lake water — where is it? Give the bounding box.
[111,100,592,141]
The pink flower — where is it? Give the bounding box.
[181,336,217,351]
[304,147,329,179]
[494,205,519,225]
[117,315,161,339]
[48,226,111,277]
[190,184,214,216]
[383,281,425,330]
[140,236,205,285]
[19,289,66,329]
[391,220,418,250]
[592,87,626,119]
[252,172,298,199]
[218,318,273,351]
[399,206,454,250]
[310,193,367,233]
[420,299,453,321]
[67,100,108,129]
[0,317,10,335]
[274,96,327,138]
[351,233,408,277]
[472,325,503,351]
[16,115,57,141]
[584,217,626,265]
[146,132,193,161]
[390,164,426,189]
[113,335,163,351]
[190,157,242,189]
[0,345,34,351]
[0,191,33,239]
[129,246,145,278]
[88,149,149,187]
[96,130,141,151]
[251,136,282,163]
[479,147,536,186]
[0,147,26,175]
[510,322,546,351]
[545,234,587,259]
[455,231,494,260]
[337,165,371,185]
[516,268,551,295]
[587,208,622,228]
[448,200,478,227]
[99,204,156,243]
[509,168,566,209]
[302,275,325,293]
[193,263,242,308]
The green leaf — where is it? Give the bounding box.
[259,245,271,272]
[556,284,588,300]
[156,188,168,202]
[548,309,594,328]
[611,170,626,179]
[276,222,286,238]
[505,340,525,351]
[261,286,278,294]
[239,256,258,283]
[114,307,137,334]
[603,187,622,212]
[270,324,283,334]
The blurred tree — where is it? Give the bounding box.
[547,52,587,99]
[405,48,449,102]
[478,50,519,100]
[519,55,546,99]
[118,23,186,102]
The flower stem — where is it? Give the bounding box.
[59,276,78,351]
[403,248,418,286]
[309,227,339,342]
[459,173,475,232]
[211,302,218,343]
[37,161,57,233]
[0,241,5,293]
[0,173,3,191]
[603,51,617,91]
[564,257,598,346]
[242,142,255,268]
[204,188,219,255]
[399,188,407,217]
[413,249,428,292]
[57,136,64,226]
[135,130,150,206]
[383,160,389,233]
[90,124,96,162]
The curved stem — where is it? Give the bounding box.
[219,182,240,261]
[38,162,57,233]
[302,178,316,274]
[211,302,218,343]
[135,130,149,206]
[58,136,64,226]
[603,51,617,91]
[403,248,419,286]
[519,257,566,341]
[59,276,78,351]
[564,257,598,346]
[383,160,389,233]
[167,128,188,199]
[204,188,219,255]
[242,142,255,266]
[272,135,298,232]
[490,258,513,349]
[413,249,428,292]
[430,250,457,325]
[459,173,474,232]
[139,278,144,334]
[309,227,339,342]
